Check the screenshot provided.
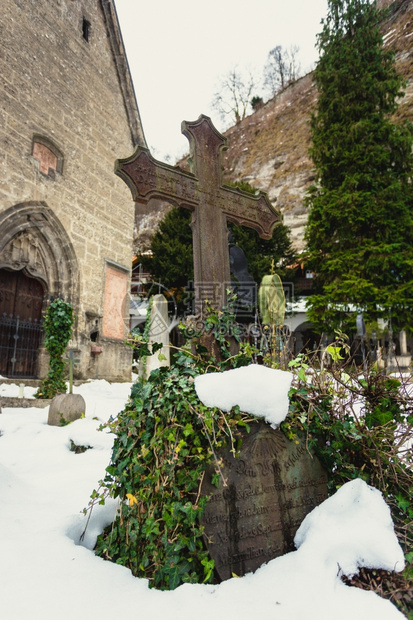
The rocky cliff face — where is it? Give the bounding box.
[135,0,413,254]
[221,0,413,251]
[221,74,317,251]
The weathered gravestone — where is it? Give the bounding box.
[229,233,257,321]
[115,115,280,317]
[144,293,170,377]
[48,350,86,426]
[200,421,328,580]
[48,392,86,426]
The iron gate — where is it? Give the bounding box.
[0,313,43,378]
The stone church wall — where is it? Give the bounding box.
[0,0,144,381]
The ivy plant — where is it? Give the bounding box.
[86,299,253,590]
[35,298,74,399]
[85,304,412,612]
[282,346,413,616]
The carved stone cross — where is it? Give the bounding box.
[116,115,280,313]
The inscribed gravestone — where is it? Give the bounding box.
[115,115,280,315]
[200,421,328,581]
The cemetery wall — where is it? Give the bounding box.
[0,0,146,380]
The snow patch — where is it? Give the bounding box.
[194,364,293,427]
[0,377,407,619]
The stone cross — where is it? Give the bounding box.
[116,115,280,314]
[65,349,80,394]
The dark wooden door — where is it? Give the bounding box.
[0,269,45,377]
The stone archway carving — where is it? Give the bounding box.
[0,201,79,306]
[0,202,79,378]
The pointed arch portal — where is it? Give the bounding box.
[0,202,79,377]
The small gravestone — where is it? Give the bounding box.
[200,421,328,580]
[144,293,170,378]
[48,393,86,426]
[48,349,86,426]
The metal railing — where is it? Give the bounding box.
[0,313,43,378]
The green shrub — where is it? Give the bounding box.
[283,343,413,616]
[35,298,74,399]
[85,311,412,613]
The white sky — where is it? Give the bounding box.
[114,0,328,162]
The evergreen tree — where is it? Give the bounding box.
[230,219,294,284]
[305,0,413,333]
[140,206,194,290]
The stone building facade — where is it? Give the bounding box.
[0,0,146,381]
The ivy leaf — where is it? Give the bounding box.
[395,494,411,512]
[167,565,183,590]
[298,367,307,382]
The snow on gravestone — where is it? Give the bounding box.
[195,365,328,581]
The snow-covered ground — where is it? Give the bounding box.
[0,370,407,619]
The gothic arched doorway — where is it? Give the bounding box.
[0,269,46,377]
[0,201,79,378]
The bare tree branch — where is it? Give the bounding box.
[212,66,257,125]
[264,45,301,97]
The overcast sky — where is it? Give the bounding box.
[114,0,328,162]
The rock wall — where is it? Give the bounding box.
[221,0,413,251]
[158,0,413,254]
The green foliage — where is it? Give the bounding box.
[128,297,163,377]
[181,292,253,363]
[87,303,253,590]
[283,346,413,616]
[139,182,294,302]
[250,95,263,110]
[86,292,412,607]
[305,0,413,332]
[230,221,294,285]
[140,207,194,291]
[35,299,74,399]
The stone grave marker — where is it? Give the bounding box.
[144,293,170,377]
[48,392,86,426]
[48,349,86,426]
[200,421,328,580]
[115,115,280,316]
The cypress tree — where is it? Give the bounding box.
[305,0,413,333]
[140,206,194,291]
